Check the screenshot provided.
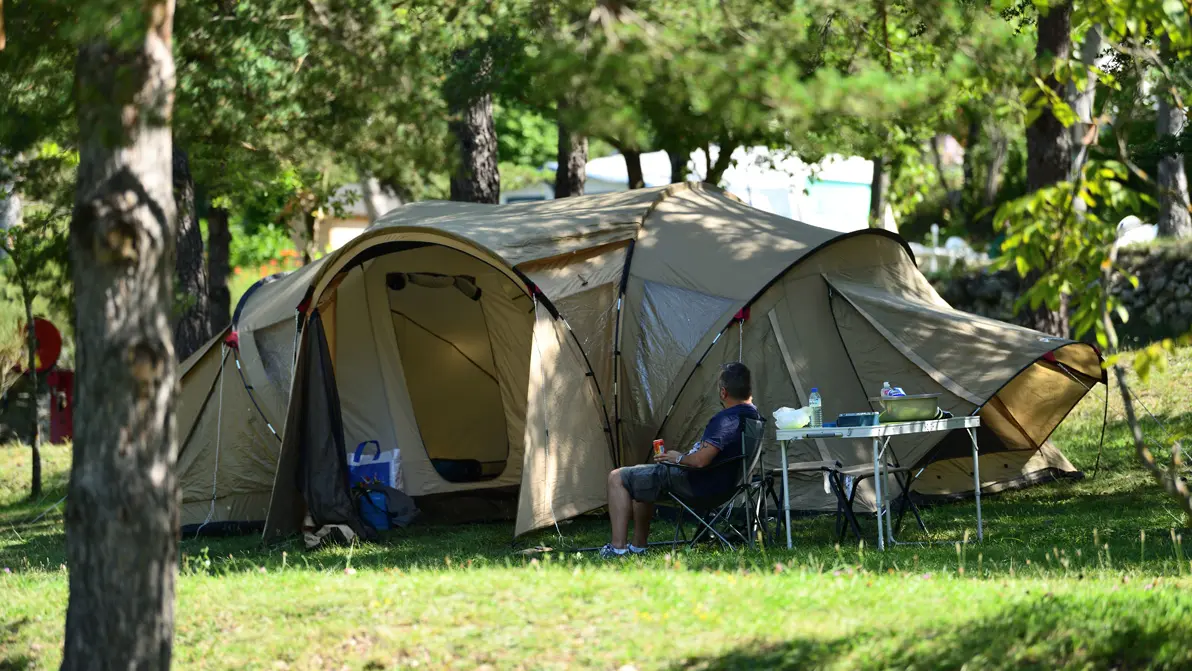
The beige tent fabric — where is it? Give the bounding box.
[177,343,280,526]
[178,182,1099,534]
[516,303,615,535]
[371,189,661,265]
[656,228,1094,512]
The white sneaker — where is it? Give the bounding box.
[598,543,629,559]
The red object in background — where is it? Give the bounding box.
[47,369,73,444]
[734,306,750,322]
[17,318,62,373]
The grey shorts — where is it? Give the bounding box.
[619,464,696,503]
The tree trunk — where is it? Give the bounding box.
[1025,0,1073,337]
[23,292,41,500]
[983,129,1009,208]
[869,154,891,228]
[63,1,180,669]
[207,206,230,332]
[667,147,688,183]
[1157,37,1191,239]
[962,117,979,222]
[554,101,587,198]
[448,92,500,203]
[297,210,318,264]
[1069,25,1101,179]
[929,136,961,219]
[623,149,645,189]
[0,158,20,239]
[704,142,737,187]
[171,144,209,360]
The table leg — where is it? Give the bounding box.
[882,438,894,547]
[970,427,982,542]
[781,439,793,550]
[873,436,884,551]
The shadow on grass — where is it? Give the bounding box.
[1,617,33,671]
[669,592,1192,670]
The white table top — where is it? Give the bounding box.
[776,415,980,441]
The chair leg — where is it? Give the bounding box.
[671,495,735,551]
[890,473,929,535]
[832,473,864,542]
[672,507,687,548]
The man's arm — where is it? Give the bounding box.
[655,442,720,468]
[681,442,721,468]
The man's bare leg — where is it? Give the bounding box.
[632,501,655,548]
[608,469,632,548]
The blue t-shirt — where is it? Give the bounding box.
[686,403,761,497]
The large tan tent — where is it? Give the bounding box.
[177,183,1102,540]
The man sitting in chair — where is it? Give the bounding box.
[600,362,760,558]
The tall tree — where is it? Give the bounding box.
[447,50,500,203]
[63,1,180,668]
[171,144,208,359]
[1156,36,1191,239]
[554,98,587,197]
[1023,0,1073,337]
[206,206,230,331]
[621,148,645,189]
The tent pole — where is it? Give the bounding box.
[196,344,229,536]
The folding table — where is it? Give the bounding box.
[775,416,983,550]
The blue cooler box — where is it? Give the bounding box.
[837,412,880,427]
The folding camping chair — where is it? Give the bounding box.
[665,417,767,551]
[761,458,865,546]
[831,460,929,541]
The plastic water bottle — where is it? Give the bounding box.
[809,388,823,428]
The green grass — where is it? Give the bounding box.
[3,349,1192,669]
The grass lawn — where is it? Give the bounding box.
[3,349,1192,669]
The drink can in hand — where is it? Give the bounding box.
[653,439,665,457]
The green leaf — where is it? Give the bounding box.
[1015,256,1030,277]
[1115,305,1130,324]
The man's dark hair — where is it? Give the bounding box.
[719,362,752,400]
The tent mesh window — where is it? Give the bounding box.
[632,281,736,421]
[255,322,297,392]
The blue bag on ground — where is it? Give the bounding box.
[356,483,420,532]
[347,440,401,490]
[359,491,390,531]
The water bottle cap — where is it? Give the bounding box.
[811,387,818,393]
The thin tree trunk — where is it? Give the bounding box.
[983,130,1009,208]
[961,117,979,226]
[554,100,587,198]
[667,146,688,183]
[929,136,960,219]
[297,210,318,264]
[171,144,209,359]
[63,1,179,668]
[1069,25,1101,180]
[23,291,40,500]
[623,149,644,189]
[207,206,230,332]
[1025,0,1073,337]
[1157,37,1191,238]
[869,154,891,228]
[704,142,737,186]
